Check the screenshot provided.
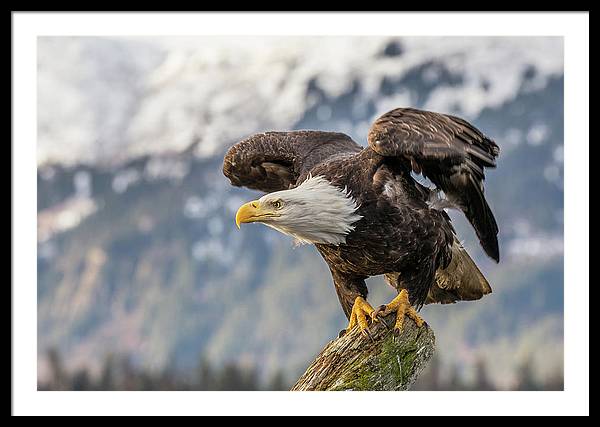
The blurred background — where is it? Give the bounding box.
[37,36,564,391]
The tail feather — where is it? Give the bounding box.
[464,175,500,262]
[427,239,492,305]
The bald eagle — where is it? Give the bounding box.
[223,108,499,336]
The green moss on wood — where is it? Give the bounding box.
[294,316,435,391]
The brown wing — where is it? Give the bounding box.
[368,108,500,262]
[223,130,362,193]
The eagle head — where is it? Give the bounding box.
[235,175,362,245]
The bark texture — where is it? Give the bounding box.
[291,314,435,391]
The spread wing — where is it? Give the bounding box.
[368,108,500,262]
[223,130,362,193]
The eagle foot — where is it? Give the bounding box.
[371,289,425,335]
[343,296,377,339]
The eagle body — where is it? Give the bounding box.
[309,149,454,315]
[224,108,499,321]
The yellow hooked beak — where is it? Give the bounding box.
[235,200,273,229]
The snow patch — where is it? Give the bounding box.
[38,36,563,167]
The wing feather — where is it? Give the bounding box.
[223,130,362,193]
[368,108,500,262]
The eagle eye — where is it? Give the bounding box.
[272,200,283,209]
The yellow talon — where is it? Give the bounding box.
[344,296,376,337]
[372,289,425,333]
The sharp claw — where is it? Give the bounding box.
[372,305,386,319]
[338,329,348,338]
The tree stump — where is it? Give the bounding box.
[291,314,435,391]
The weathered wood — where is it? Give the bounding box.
[291,314,435,391]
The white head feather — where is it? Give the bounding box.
[258,175,362,245]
